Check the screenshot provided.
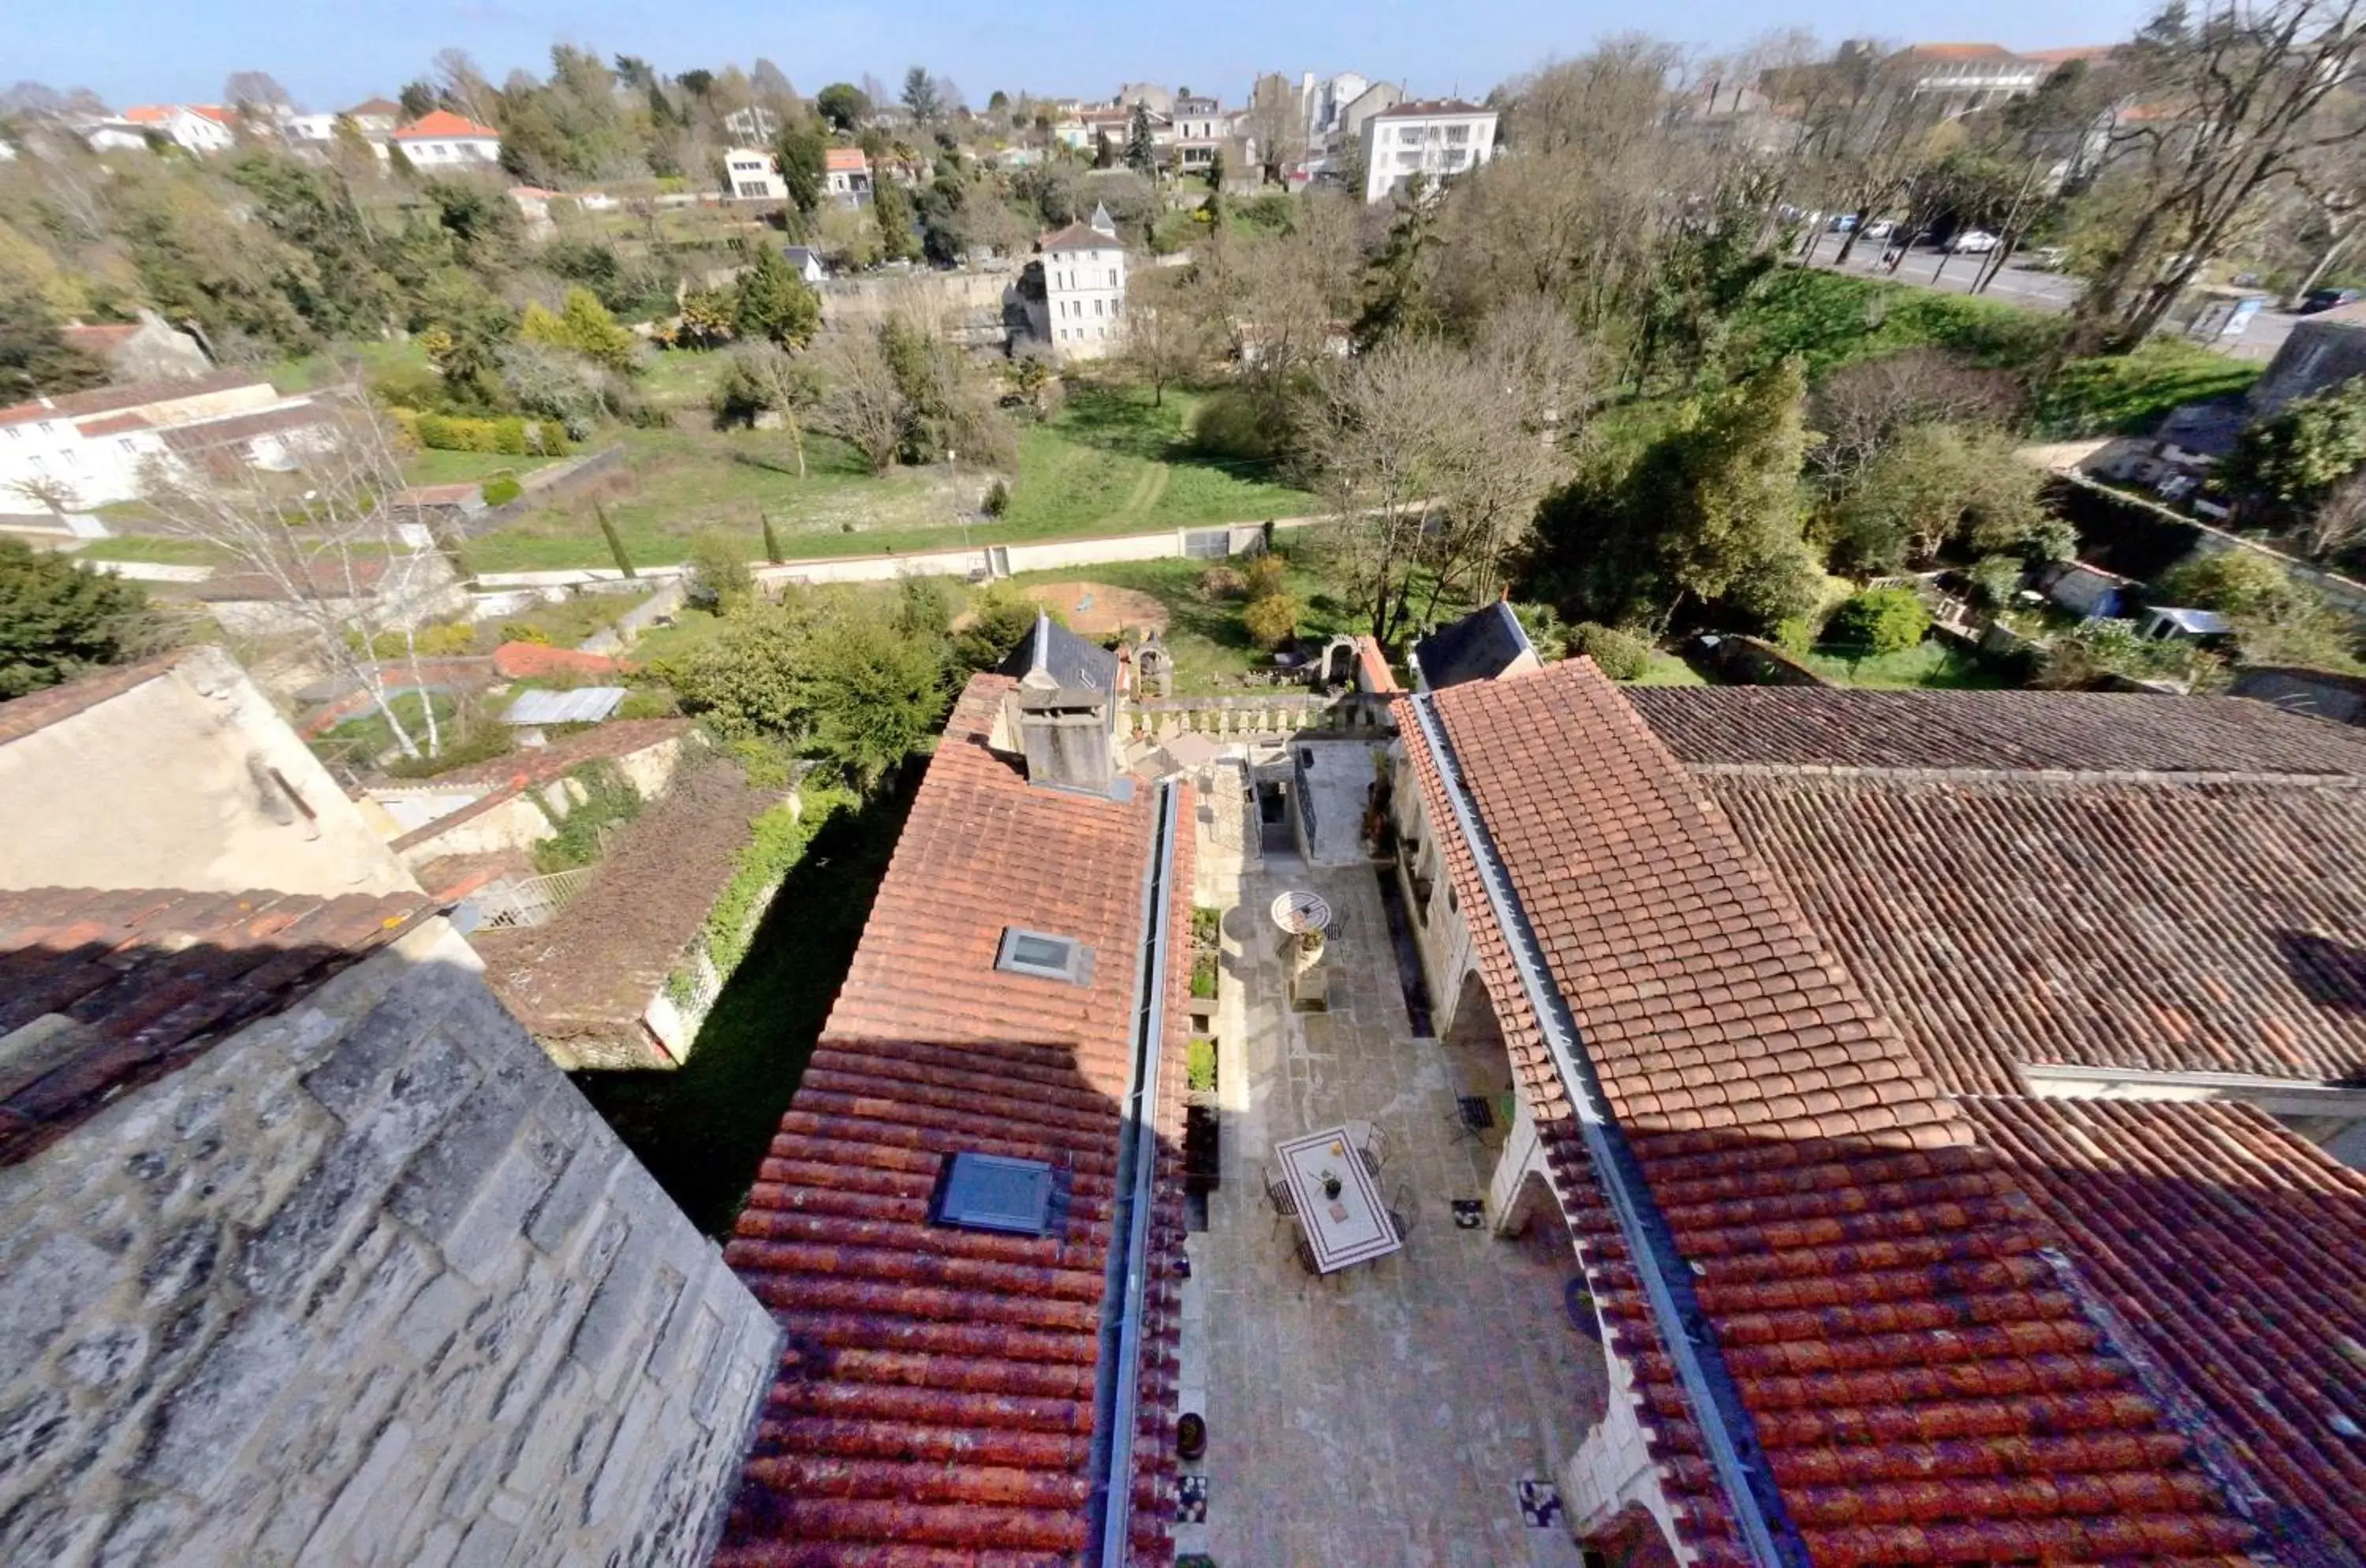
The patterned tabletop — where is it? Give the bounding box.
[1274,1124,1401,1273]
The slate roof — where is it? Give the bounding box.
[1401,658,2256,1565]
[1000,608,1119,693]
[1624,688,2366,775]
[1962,1095,2366,1559]
[716,674,1191,1566]
[1412,599,1533,691]
[0,885,433,1166]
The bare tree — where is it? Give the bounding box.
[2301,467,2366,561]
[1240,73,1308,185]
[2069,0,2366,351]
[1807,347,2025,483]
[138,398,449,759]
[1120,265,1213,406]
[808,329,902,474]
[223,71,292,114]
[1781,43,1946,264]
[432,47,500,127]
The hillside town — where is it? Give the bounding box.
[4,9,2366,1568]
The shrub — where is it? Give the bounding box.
[356,621,478,659]
[1967,554,2026,609]
[1772,615,1818,655]
[953,585,1043,671]
[1510,602,1569,661]
[685,532,756,612]
[1241,592,1302,650]
[1570,622,1651,681]
[1197,565,1246,600]
[1825,586,1932,655]
[1186,1036,1217,1092]
[1192,387,1279,462]
[480,475,523,507]
[401,409,570,457]
[981,477,1009,517]
[500,622,552,645]
[1190,950,1219,1000]
[1242,553,1287,602]
[531,760,642,872]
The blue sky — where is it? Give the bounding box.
[20,0,2163,111]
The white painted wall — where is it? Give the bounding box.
[1358,109,1498,203]
[1044,240,1127,360]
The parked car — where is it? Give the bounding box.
[1863,219,1897,241]
[1947,229,2001,254]
[2299,286,2364,313]
[1827,212,1857,233]
[2027,245,2070,271]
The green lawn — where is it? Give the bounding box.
[2029,340,2263,439]
[627,604,733,665]
[1621,652,1711,687]
[263,338,431,394]
[402,449,563,486]
[1802,639,2013,689]
[70,535,232,566]
[573,777,916,1235]
[639,349,730,411]
[463,382,1317,574]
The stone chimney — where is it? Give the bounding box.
[1006,610,1118,793]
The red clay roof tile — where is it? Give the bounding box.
[1401,659,2258,1564]
[717,674,1192,1566]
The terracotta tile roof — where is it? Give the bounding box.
[346,96,403,118]
[0,885,432,1166]
[1040,221,1121,252]
[1700,770,2366,1094]
[1356,634,1399,694]
[59,322,141,353]
[0,649,193,746]
[1624,688,2366,776]
[716,674,1192,1566]
[394,110,499,140]
[1961,1095,2366,1559]
[823,147,868,172]
[488,640,636,681]
[75,411,151,436]
[1401,658,2256,1565]
[1903,42,2020,61]
[154,398,331,455]
[0,367,271,427]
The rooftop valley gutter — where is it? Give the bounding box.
[1407,692,1809,1568]
[1086,776,1181,1566]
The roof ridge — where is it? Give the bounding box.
[1687,761,2366,787]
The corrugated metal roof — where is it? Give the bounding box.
[499,687,627,726]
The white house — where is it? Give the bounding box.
[722,105,780,144]
[1358,99,1498,203]
[722,147,786,201]
[344,97,403,139]
[1170,95,1233,173]
[392,110,501,167]
[1036,203,1126,361]
[0,373,326,510]
[782,246,826,285]
[118,104,237,155]
[823,147,871,203]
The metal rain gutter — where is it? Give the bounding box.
[1086,775,1181,1567]
[1406,691,1808,1568]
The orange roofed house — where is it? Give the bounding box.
[393,109,502,166]
[1383,628,2366,1564]
[715,617,1196,1565]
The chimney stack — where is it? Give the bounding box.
[1005,610,1119,794]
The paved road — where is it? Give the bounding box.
[1800,233,2297,363]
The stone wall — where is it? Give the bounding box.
[0,918,778,1567]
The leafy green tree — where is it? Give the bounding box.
[114,176,320,353]
[1823,423,2056,575]
[0,538,157,700]
[1825,587,1931,655]
[773,121,828,216]
[1571,622,1651,678]
[1527,359,1819,631]
[685,532,755,612]
[519,286,639,374]
[2150,547,2359,680]
[953,585,1043,670]
[420,178,524,275]
[731,248,822,347]
[873,177,921,263]
[222,153,398,338]
[0,295,106,404]
[1125,104,1157,176]
[815,83,870,133]
[398,81,438,119]
[2226,379,2366,517]
[1241,591,1303,649]
[797,602,949,791]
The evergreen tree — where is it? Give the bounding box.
[873,178,921,263]
[1125,104,1157,176]
[0,538,155,700]
[901,67,942,123]
[1094,130,1115,170]
[815,83,869,133]
[1353,175,1441,350]
[773,121,828,217]
[731,248,822,348]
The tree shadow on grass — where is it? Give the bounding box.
[571,769,922,1235]
[1051,382,1294,490]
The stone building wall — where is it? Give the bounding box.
[0,917,778,1567]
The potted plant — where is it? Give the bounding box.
[1319,1167,1342,1200]
[1177,1411,1207,1461]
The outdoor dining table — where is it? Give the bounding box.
[1274,1124,1402,1274]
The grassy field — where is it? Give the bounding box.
[627,605,733,666]
[574,777,916,1235]
[465,382,1317,574]
[70,535,230,566]
[401,449,564,486]
[263,338,431,394]
[1803,639,2013,689]
[1622,652,1711,687]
